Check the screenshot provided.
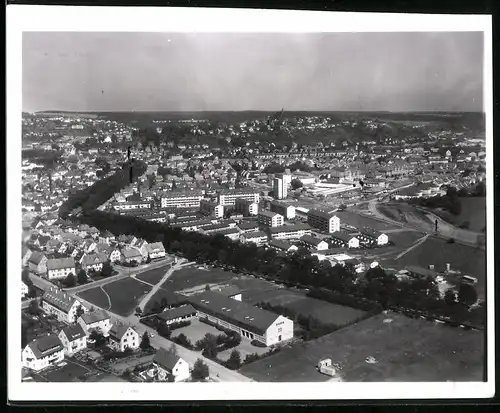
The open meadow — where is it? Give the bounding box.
[134,264,170,285]
[77,287,110,310]
[336,211,400,231]
[102,278,152,317]
[162,266,238,292]
[239,312,484,382]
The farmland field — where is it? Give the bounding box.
[162,267,236,292]
[239,312,484,382]
[77,287,110,310]
[103,278,152,316]
[135,265,170,285]
[244,288,367,327]
[381,236,486,297]
[336,211,400,231]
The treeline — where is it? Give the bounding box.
[59,159,147,218]
[409,186,462,215]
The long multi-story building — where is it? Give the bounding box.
[217,189,260,206]
[234,198,258,216]
[258,210,284,227]
[161,190,204,209]
[41,287,86,324]
[268,223,312,240]
[307,209,340,234]
[188,291,294,346]
[270,200,296,220]
[273,177,287,200]
[200,199,224,219]
[114,200,151,211]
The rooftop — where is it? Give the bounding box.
[46,257,75,271]
[42,287,77,313]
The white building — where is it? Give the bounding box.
[200,199,224,219]
[81,252,108,272]
[269,223,312,240]
[273,177,287,200]
[42,288,86,324]
[329,232,360,249]
[22,334,65,371]
[161,190,204,208]
[58,324,87,355]
[78,309,112,336]
[22,281,29,299]
[300,235,329,251]
[258,210,284,227]
[108,324,140,352]
[270,200,296,220]
[234,198,259,216]
[358,229,389,246]
[113,200,151,211]
[239,231,269,246]
[217,190,260,206]
[146,242,166,259]
[109,248,121,263]
[46,257,76,280]
[189,291,294,346]
[151,349,191,382]
[157,304,197,325]
[307,209,340,234]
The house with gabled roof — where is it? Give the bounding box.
[78,309,112,336]
[46,257,76,280]
[146,242,166,260]
[121,247,143,264]
[150,348,190,382]
[299,234,329,251]
[42,287,86,324]
[328,232,361,249]
[22,334,65,371]
[81,252,108,272]
[58,324,87,355]
[108,324,140,352]
[133,239,149,259]
[268,238,298,254]
[358,228,389,246]
[28,251,48,275]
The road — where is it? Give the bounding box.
[28,259,253,382]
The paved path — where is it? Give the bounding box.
[100,286,112,310]
[394,233,430,260]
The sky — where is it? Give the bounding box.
[22,32,484,113]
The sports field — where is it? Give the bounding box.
[135,264,170,285]
[239,312,484,382]
[245,288,367,327]
[381,236,486,297]
[102,278,152,317]
[77,287,110,310]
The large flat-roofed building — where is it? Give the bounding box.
[258,210,284,227]
[269,223,312,240]
[188,291,294,346]
[275,172,292,188]
[161,190,204,208]
[270,200,296,220]
[114,200,151,211]
[234,198,258,216]
[199,199,224,219]
[273,177,287,200]
[307,209,340,234]
[217,189,260,206]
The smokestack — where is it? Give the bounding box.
[446,263,451,272]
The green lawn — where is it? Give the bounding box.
[457,197,486,232]
[135,265,170,285]
[239,312,484,382]
[336,211,400,231]
[162,267,236,292]
[77,288,110,310]
[103,278,152,316]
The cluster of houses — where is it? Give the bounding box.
[22,287,191,382]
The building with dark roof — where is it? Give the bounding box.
[22,334,65,371]
[357,228,389,246]
[328,232,361,249]
[239,231,269,246]
[299,234,329,251]
[58,324,87,355]
[78,309,111,336]
[237,221,260,233]
[268,238,298,253]
[46,257,76,280]
[307,209,340,234]
[41,287,85,324]
[270,200,296,220]
[188,291,293,346]
[151,348,190,382]
[157,305,197,325]
[108,324,140,352]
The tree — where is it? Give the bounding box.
[140,331,151,350]
[73,305,85,323]
[77,269,88,285]
[444,289,457,306]
[291,178,303,190]
[28,298,40,315]
[101,261,113,277]
[200,333,218,359]
[458,283,478,306]
[89,330,106,347]
[226,349,241,370]
[191,358,209,381]
[204,284,211,291]
[64,273,77,288]
[22,324,29,348]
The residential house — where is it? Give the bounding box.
[42,287,86,324]
[58,324,87,355]
[299,235,329,251]
[151,348,190,382]
[239,231,269,246]
[146,242,166,260]
[28,251,48,275]
[108,324,140,352]
[329,232,361,249]
[358,228,389,246]
[81,252,108,272]
[78,309,112,336]
[121,247,143,264]
[268,239,298,254]
[133,239,149,260]
[258,211,284,228]
[46,257,76,280]
[21,281,29,298]
[109,248,121,263]
[22,246,33,266]
[22,335,65,371]
[236,221,260,233]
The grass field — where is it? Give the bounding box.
[336,211,400,231]
[457,197,486,232]
[245,288,367,327]
[387,231,426,248]
[41,360,92,382]
[135,265,170,285]
[103,278,152,317]
[162,267,236,292]
[239,312,484,382]
[381,236,486,297]
[77,288,110,310]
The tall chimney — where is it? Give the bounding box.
[446,263,451,272]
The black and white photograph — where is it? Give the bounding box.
[7,6,494,402]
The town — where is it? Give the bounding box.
[21,110,486,384]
